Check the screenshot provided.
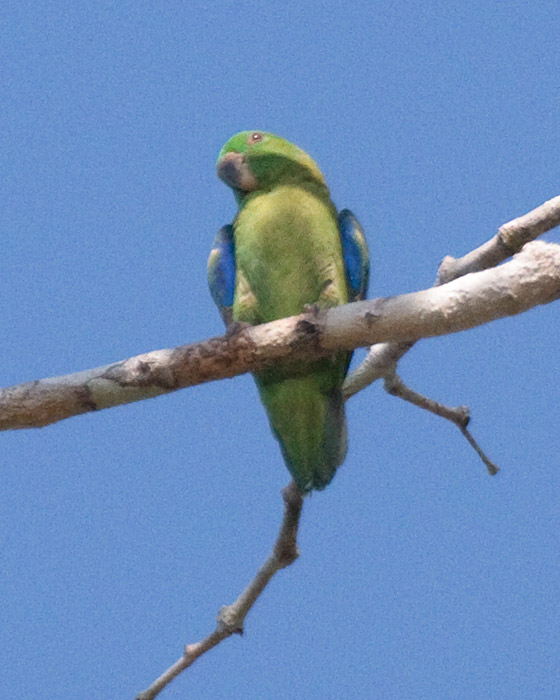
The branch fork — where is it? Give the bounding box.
[132,196,560,698]
[2,197,560,697]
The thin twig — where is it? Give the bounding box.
[383,371,498,475]
[459,425,499,476]
[135,482,304,700]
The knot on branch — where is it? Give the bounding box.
[217,605,244,636]
[363,310,380,327]
[292,317,322,348]
[102,354,178,390]
[273,540,299,568]
[273,482,304,568]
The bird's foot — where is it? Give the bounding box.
[225,320,252,338]
[303,302,321,317]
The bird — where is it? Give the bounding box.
[208,131,369,492]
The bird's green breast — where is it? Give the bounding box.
[232,185,348,324]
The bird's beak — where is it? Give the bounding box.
[217,152,259,192]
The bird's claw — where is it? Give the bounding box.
[303,303,321,317]
[225,320,252,337]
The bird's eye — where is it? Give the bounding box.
[248,132,263,144]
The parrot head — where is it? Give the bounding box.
[217,131,327,200]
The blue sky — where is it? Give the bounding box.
[1,2,559,699]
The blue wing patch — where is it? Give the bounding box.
[207,224,235,326]
[338,209,370,302]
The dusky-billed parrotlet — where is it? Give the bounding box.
[208,131,369,491]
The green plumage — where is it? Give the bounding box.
[212,131,368,491]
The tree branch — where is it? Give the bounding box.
[4,197,559,700]
[135,482,304,700]
[0,238,558,431]
[383,371,499,475]
[343,195,560,399]
[437,194,560,284]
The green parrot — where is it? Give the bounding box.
[208,131,369,492]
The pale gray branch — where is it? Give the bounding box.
[458,425,500,476]
[1,240,559,431]
[437,194,560,284]
[383,371,499,475]
[135,482,304,700]
[384,371,470,427]
[343,195,560,399]
[2,197,558,700]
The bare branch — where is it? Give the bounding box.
[343,341,413,400]
[2,197,556,700]
[344,196,560,398]
[1,240,559,431]
[383,371,499,475]
[135,482,304,700]
[384,371,470,427]
[458,425,500,476]
[437,194,560,284]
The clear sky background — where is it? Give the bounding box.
[1,2,559,699]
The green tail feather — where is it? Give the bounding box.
[256,364,348,492]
